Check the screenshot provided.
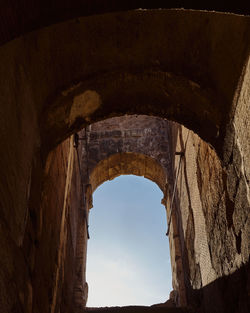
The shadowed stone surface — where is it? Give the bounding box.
[0,6,249,313]
[1,1,249,45]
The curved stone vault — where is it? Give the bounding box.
[0,4,249,313]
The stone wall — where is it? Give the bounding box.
[0,9,249,313]
[25,136,88,313]
[168,123,249,313]
[0,111,249,313]
[80,115,172,188]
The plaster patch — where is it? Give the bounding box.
[70,90,101,124]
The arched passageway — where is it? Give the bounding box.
[38,9,249,155]
[73,116,187,309]
[0,5,249,313]
[0,9,248,155]
[90,153,166,194]
[58,115,250,313]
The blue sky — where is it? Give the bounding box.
[86,175,172,307]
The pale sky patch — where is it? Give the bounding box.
[86,176,172,307]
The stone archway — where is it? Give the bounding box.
[90,152,166,193]
[71,116,188,310]
[84,152,186,308]
[0,6,249,313]
[87,162,172,307]
[0,10,248,156]
[37,9,250,155]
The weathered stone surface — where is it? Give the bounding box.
[0,6,249,313]
[79,116,186,306]
[1,1,249,46]
[81,116,172,190]
[168,123,249,313]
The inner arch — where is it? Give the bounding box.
[90,152,167,194]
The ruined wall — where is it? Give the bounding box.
[0,111,248,313]
[0,7,249,313]
[34,113,249,313]
[23,136,88,313]
[168,123,249,313]
[80,115,172,187]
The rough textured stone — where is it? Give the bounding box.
[78,116,186,306]
[0,6,249,313]
[168,123,249,313]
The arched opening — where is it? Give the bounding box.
[86,175,172,307]
[89,152,167,194]
[0,5,249,313]
[69,115,228,310]
[70,116,186,308]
